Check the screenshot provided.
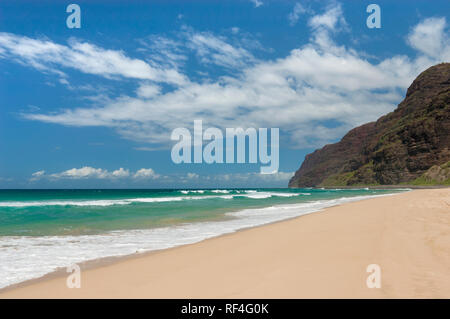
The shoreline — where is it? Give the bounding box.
[291,185,449,189]
[0,191,400,292]
[1,188,449,298]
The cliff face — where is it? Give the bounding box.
[289,63,450,187]
[413,161,450,185]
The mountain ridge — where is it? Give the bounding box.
[289,63,450,188]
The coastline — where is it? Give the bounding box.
[1,188,449,298]
[0,190,400,290]
[0,191,395,292]
[292,185,449,189]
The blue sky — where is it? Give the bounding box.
[0,0,449,188]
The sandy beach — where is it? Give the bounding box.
[1,188,449,299]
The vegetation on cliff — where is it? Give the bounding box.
[411,161,450,186]
[289,63,450,187]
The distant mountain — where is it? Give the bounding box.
[289,63,450,188]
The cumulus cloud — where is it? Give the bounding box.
[133,168,160,179]
[3,4,450,150]
[30,167,158,180]
[28,167,290,187]
[51,167,110,179]
[112,168,130,178]
[407,17,450,60]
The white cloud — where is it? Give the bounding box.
[207,171,295,185]
[407,17,450,60]
[236,171,295,182]
[4,5,449,151]
[186,173,199,179]
[288,3,307,26]
[250,0,263,8]
[0,32,187,85]
[28,166,294,187]
[136,84,161,98]
[51,166,110,179]
[32,170,45,177]
[28,167,292,186]
[30,170,45,181]
[187,31,256,69]
[137,35,187,69]
[31,167,158,180]
[308,2,346,30]
[111,168,130,178]
[133,168,160,179]
[259,171,294,181]
[177,171,295,186]
[137,29,261,72]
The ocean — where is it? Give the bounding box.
[0,188,408,288]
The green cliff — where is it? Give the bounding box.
[289,63,450,188]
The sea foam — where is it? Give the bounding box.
[0,193,395,289]
[0,192,305,208]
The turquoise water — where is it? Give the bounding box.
[0,188,400,236]
[0,188,408,288]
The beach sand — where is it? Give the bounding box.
[1,189,449,299]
